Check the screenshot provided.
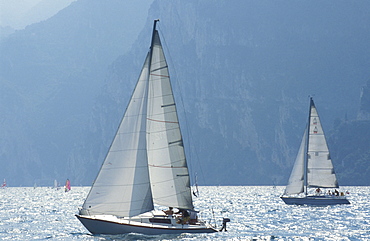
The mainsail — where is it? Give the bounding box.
[81,20,193,217]
[306,99,338,188]
[147,30,194,210]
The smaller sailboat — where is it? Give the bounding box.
[1,179,6,188]
[53,180,61,190]
[65,179,71,192]
[281,97,350,205]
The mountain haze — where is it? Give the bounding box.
[0,0,369,186]
[0,0,152,186]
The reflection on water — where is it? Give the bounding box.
[0,186,368,240]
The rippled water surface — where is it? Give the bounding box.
[0,186,369,240]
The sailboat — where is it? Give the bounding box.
[53,179,60,190]
[65,179,71,192]
[281,97,350,205]
[1,179,6,188]
[76,20,221,235]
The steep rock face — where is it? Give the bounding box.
[358,79,370,120]
[78,0,369,185]
[327,79,370,185]
[1,0,369,186]
[328,120,370,185]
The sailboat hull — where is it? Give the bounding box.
[76,215,218,235]
[281,196,350,206]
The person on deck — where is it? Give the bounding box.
[163,207,174,216]
[175,209,190,224]
[334,189,339,196]
[189,210,198,224]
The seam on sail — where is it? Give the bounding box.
[148,164,186,168]
[153,190,191,199]
[108,149,147,152]
[149,146,184,152]
[149,158,186,164]
[147,117,178,124]
[150,73,169,78]
[148,128,180,134]
[149,111,178,118]
[116,131,147,135]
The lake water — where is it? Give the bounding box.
[0,186,368,240]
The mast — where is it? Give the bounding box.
[148,19,159,71]
[304,97,314,196]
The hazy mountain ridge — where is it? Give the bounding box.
[0,0,369,186]
[0,0,152,186]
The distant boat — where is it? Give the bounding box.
[1,179,6,188]
[64,179,71,192]
[281,97,350,205]
[53,179,60,190]
[76,19,224,235]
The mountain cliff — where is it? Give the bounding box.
[85,0,369,186]
[0,0,369,186]
[0,0,152,186]
[328,79,370,186]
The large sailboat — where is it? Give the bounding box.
[76,20,221,235]
[281,97,350,205]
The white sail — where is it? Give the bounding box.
[307,100,338,188]
[76,20,220,235]
[147,30,194,210]
[283,130,306,195]
[81,54,154,217]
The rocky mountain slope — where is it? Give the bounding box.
[0,0,369,186]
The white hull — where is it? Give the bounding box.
[76,214,218,235]
[281,195,350,206]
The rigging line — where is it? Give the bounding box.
[150,73,170,78]
[157,22,207,188]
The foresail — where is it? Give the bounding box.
[82,54,154,217]
[147,30,194,210]
[284,130,306,195]
[307,99,339,188]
